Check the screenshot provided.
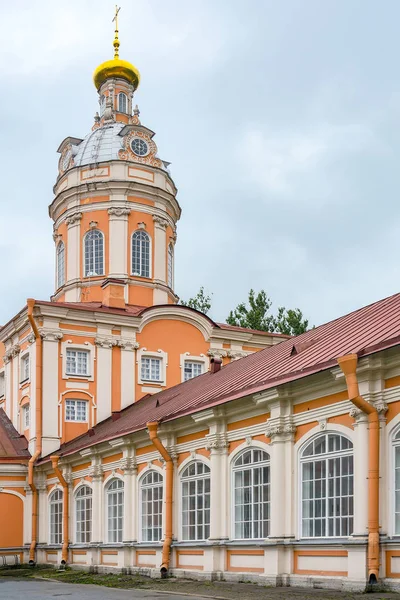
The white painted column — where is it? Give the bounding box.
[90,460,103,543]
[12,348,20,429]
[108,207,130,278]
[152,215,168,305]
[95,339,113,422]
[38,484,48,544]
[120,339,138,408]
[123,466,135,542]
[3,354,12,422]
[131,465,138,542]
[269,434,286,540]
[65,212,82,302]
[42,331,63,457]
[352,409,369,536]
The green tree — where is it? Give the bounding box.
[226,289,309,335]
[180,286,212,315]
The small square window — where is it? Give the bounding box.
[184,361,204,381]
[20,355,30,382]
[65,399,88,422]
[141,357,162,382]
[66,349,89,376]
[23,405,30,429]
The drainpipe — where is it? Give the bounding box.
[27,299,43,565]
[147,421,173,578]
[337,354,380,584]
[50,455,69,565]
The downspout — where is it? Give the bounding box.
[147,421,173,578]
[337,353,380,584]
[50,455,69,565]
[27,299,42,565]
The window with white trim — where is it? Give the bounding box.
[76,485,92,543]
[56,241,65,288]
[23,405,30,429]
[301,433,353,538]
[181,461,210,541]
[20,354,29,382]
[184,361,203,382]
[132,231,150,278]
[118,92,127,113]
[140,471,163,542]
[49,489,63,544]
[106,479,124,543]
[66,349,89,376]
[65,399,88,422]
[0,372,4,398]
[141,357,162,382]
[233,448,270,539]
[393,429,400,534]
[167,244,173,288]
[84,229,104,277]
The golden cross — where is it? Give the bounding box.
[112,5,121,30]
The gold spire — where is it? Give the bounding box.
[112,6,120,59]
[93,6,140,91]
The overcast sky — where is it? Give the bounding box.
[1,0,400,327]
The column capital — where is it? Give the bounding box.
[108,206,131,218]
[65,212,83,227]
[152,214,168,230]
[265,417,296,442]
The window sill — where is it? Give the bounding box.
[19,378,30,386]
[65,420,88,424]
[65,373,91,378]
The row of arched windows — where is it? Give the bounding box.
[55,230,174,288]
[100,92,128,115]
[47,435,354,545]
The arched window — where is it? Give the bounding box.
[84,229,104,277]
[118,92,127,113]
[132,231,150,278]
[393,429,400,534]
[301,433,353,538]
[233,448,270,539]
[140,471,163,541]
[49,489,63,544]
[106,479,124,543]
[56,241,65,288]
[167,244,173,288]
[181,461,210,541]
[75,485,92,543]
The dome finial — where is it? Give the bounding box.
[112,5,121,59]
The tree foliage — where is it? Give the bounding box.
[180,286,212,315]
[226,289,309,335]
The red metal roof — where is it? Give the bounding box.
[40,291,400,461]
[0,410,30,461]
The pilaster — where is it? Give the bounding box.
[152,215,168,304]
[108,206,131,279]
[65,212,82,301]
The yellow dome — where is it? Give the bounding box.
[93,58,140,90]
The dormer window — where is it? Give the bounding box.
[118,92,127,114]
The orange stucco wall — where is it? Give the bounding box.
[0,493,23,548]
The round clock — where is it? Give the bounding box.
[131,138,149,157]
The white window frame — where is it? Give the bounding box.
[0,371,4,399]
[181,460,211,542]
[392,427,400,536]
[62,342,94,381]
[231,447,270,540]
[75,485,92,544]
[20,353,30,383]
[299,432,354,539]
[179,353,208,383]
[106,478,124,543]
[139,470,163,542]
[131,230,151,278]
[23,404,30,429]
[83,229,104,277]
[137,348,167,386]
[49,488,63,545]
[65,399,88,422]
[56,240,65,289]
[118,92,128,113]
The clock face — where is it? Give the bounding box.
[131,138,149,157]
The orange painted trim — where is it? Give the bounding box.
[0,476,25,481]
[386,550,400,578]
[293,391,348,415]
[102,452,123,464]
[176,549,204,570]
[72,462,91,473]
[385,376,400,389]
[176,429,209,445]
[136,549,157,567]
[293,550,348,577]
[226,549,264,573]
[227,413,270,432]
[59,323,97,333]
[137,444,155,456]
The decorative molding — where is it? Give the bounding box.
[265,417,296,441]
[207,348,227,359]
[205,432,228,453]
[152,214,168,230]
[227,350,249,361]
[66,212,83,226]
[137,222,146,229]
[108,207,131,218]
[88,464,102,481]
[39,328,63,342]
[27,333,36,345]
[116,339,140,351]
[94,337,117,349]
[120,457,137,474]
[319,418,328,431]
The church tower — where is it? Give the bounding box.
[50,13,179,308]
